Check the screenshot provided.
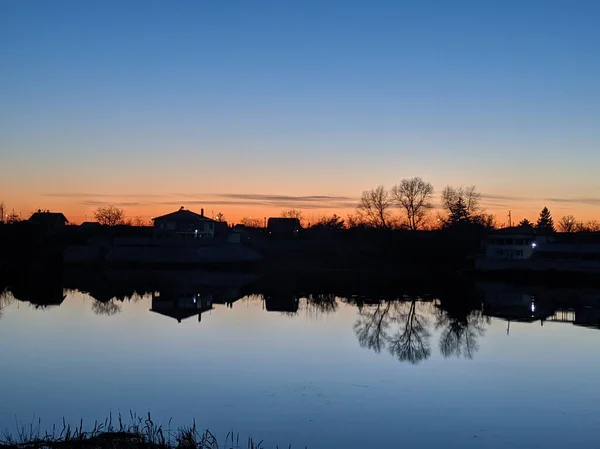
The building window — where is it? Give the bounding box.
[516,250,524,257]
[516,239,523,245]
[497,238,504,245]
[506,238,514,245]
[496,250,504,256]
[209,223,214,230]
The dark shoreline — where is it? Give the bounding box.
[0,414,274,449]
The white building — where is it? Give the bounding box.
[485,226,537,260]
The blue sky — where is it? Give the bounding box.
[1,0,599,221]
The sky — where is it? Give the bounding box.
[1,0,599,224]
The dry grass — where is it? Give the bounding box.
[0,413,296,449]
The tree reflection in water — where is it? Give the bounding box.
[305,293,339,317]
[388,301,431,363]
[91,299,122,316]
[354,300,432,364]
[0,289,14,320]
[354,302,392,354]
[353,298,490,363]
[435,307,489,359]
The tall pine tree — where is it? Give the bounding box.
[448,197,470,225]
[536,207,555,233]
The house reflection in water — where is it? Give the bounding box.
[263,294,300,313]
[476,282,600,333]
[479,285,554,323]
[209,286,245,309]
[547,304,600,329]
[150,290,213,323]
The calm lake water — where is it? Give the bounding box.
[1,270,600,448]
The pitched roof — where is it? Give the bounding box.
[490,225,536,235]
[150,302,213,323]
[152,208,215,222]
[27,212,68,225]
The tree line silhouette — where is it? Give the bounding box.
[233,178,599,233]
[0,268,491,365]
[2,177,599,232]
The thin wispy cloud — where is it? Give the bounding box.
[218,193,355,202]
[44,193,164,198]
[46,190,573,212]
[160,200,264,207]
[481,193,533,202]
[159,199,357,209]
[546,197,600,205]
[78,200,148,207]
[170,192,356,201]
[62,191,359,210]
[161,192,358,209]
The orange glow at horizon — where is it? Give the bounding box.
[3,195,599,227]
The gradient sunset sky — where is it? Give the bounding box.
[1,0,599,224]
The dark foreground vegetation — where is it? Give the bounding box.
[0,414,286,449]
[0,218,488,274]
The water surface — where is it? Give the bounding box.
[1,272,599,448]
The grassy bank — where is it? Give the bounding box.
[0,414,293,449]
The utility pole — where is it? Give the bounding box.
[508,210,512,227]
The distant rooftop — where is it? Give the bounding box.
[490,225,536,235]
[152,207,215,222]
[27,211,68,225]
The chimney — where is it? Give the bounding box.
[201,208,204,217]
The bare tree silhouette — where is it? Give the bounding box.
[281,209,303,220]
[240,217,262,227]
[391,177,434,231]
[558,215,577,233]
[346,213,368,229]
[132,216,149,227]
[356,186,393,228]
[579,220,600,232]
[6,209,22,224]
[312,214,345,230]
[94,205,125,226]
[441,185,481,225]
